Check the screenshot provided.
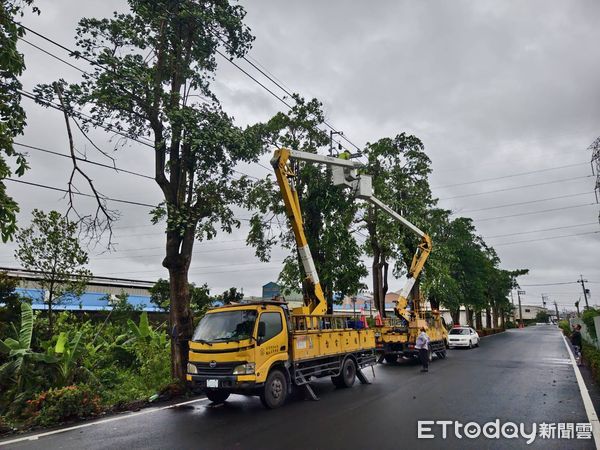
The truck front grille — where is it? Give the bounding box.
[193,361,240,376]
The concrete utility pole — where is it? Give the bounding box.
[517,290,525,328]
[578,275,590,309]
[541,294,548,309]
[554,301,559,321]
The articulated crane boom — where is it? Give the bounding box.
[270,148,363,316]
[271,147,432,322]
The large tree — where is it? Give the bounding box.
[15,209,91,333]
[361,134,435,317]
[34,1,264,380]
[0,1,38,242]
[247,96,366,310]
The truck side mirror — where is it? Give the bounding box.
[257,322,266,341]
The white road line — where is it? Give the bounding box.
[0,397,209,447]
[562,334,600,449]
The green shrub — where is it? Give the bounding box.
[26,385,101,427]
[582,308,600,340]
[582,342,600,382]
[558,320,571,336]
[505,321,516,329]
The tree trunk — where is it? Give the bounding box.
[47,283,54,335]
[451,308,460,325]
[466,308,473,327]
[168,265,192,381]
[475,310,483,330]
[500,309,506,328]
[485,307,492,329]
[381,259,389,317]
[372,248,384,317]
[492,306,499,328]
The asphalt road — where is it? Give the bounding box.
[2,325,595,449]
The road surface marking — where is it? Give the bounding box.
[0,397,209,447]
[562,334,600,449]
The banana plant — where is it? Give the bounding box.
[0,303,53,393]
[126,312,168,348]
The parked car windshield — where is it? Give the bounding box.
[449,328,470,335]
[192,310,257,343]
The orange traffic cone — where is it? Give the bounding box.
[375,311,383,326]
[359,308,368,329]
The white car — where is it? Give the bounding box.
[448,327,480,349]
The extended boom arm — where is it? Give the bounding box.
[271,149,362,316]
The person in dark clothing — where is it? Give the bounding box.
[571,324,582,366]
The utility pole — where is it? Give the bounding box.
[517,290,525,328]
[554,301,560,321]
[541,294,548,309]
[578,275,590,309]
[329,130,343,156]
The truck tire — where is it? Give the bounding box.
[332,357,357,388]
[260,369,288,409]
[205,389,230,404]
[384,354,398,364]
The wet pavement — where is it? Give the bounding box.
[2,325,595,449]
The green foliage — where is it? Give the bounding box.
[505,321,516,329]
[0,271,29,338]
[582,308,600,340]
[558,320,571,335]
[582,342,600,384]
[0,0,38,242]
[15,210,92,332]
[219,287,244,305]
[0,303,53,390]
[150,278,213,315]
[26,385,101,427]
[535,310,550,323]
[247,95,367,305]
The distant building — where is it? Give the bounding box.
[260,281,304,308]
[1,267,156,312]
[513,304,547,321]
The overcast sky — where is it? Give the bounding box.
[2,0,599,309]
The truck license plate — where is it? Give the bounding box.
[206,379,218,388]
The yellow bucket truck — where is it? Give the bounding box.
[186,148,377,408]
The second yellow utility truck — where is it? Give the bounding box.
[186,149,376,408]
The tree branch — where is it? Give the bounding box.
[54,82,117,246]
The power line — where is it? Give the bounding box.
[5,178,157,208]
[485,222,599,239]
[433,161,589,189]
[520,282,579,287]
[20,37,87,74]
[471,203,596,222]
[493,230,600,247]
[453,191,594,214]
[14,142,154,180]
[439,175,593,200]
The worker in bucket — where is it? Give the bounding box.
[415,327,430,372]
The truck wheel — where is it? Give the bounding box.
[260,369,288,409]
[384,354,398,364]
[333,358,357,388]
[205,389,230,404]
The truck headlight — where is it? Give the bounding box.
[233,363,255,375]
[187,362,198,374]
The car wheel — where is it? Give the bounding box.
[205,389,230,404]
[468,340,473,349]
[260,369,288,409]
[475,339,480,348]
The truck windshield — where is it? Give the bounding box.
[192,310,257,343]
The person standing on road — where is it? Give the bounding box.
[571,324,583,366]
[415,327,430,373]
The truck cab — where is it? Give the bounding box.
[187,302,291,407]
